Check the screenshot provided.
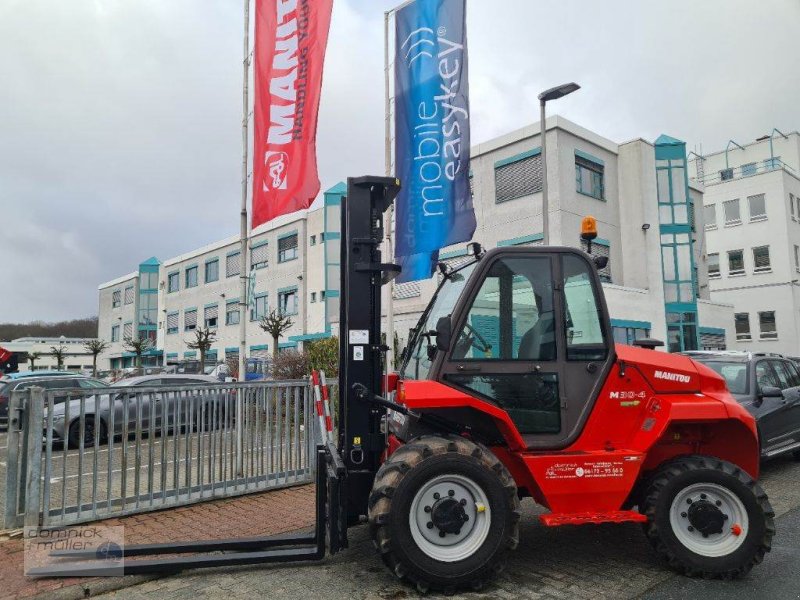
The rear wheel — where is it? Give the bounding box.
[369,435,520,593]
[641,455,774,579]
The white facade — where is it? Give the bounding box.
[689,130,800,355]
[3,337,98,373]
[97,117,735,370]
[385,117,733,353]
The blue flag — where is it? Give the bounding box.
[394,0,475,283]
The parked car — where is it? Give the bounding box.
[45,374,230,447]
[0,373,106,429]
[683,351,800,460]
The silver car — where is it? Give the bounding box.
[47,374,231,448]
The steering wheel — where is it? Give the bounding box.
[462,322,493,355]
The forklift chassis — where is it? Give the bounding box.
[32,176,775,592]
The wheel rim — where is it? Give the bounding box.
[409,473,492,562]
[669,482,749,557]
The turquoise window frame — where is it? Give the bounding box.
[184,308,198,332]
[574,150,605,201]
[251,240,269,269]
[250,293,268,321]
[205,258,219,284]
[278,286,299,316]
[166,311,179,335]
[167,271,180,293]
[185,264,199,288]
[111,325,120,342]
[278,230,299,263]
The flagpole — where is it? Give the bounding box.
[236,0,251,477]
[384,10,395,377]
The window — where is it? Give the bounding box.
[748,194,766,221]
[759,311,777,339]
[278,234,298,262]
[226,252,241,277]
[660,233,694,303]
[185,266,198,288]
[320,232,325,242]
[111,325,120,342]
[495,153,542,203]
[753,246,771,272]
[310,292,317,303]
[166,312,179,334]
[251,242,269,269]
[112,290,121,308]
[204,304,219,328]
[124,286,134,305]
[184,309,197,332]
[791,194,796,220]
[226,303,240,325]
[723,199,741,225]
[755,361,780,389]
[612,326,651,345]
[310,235,316,246]
[562,255,607,360]
[764,157,781,170]
[575,155,604,200]
[278,289,298,315]
[320,290,326,300]
[769,360,795,390]
[728,249,744,275]
[205,259,219,283]
[795,245,799,272]
[708,253,720,278]
[138,293,157,326]
[704,204,717,229]
[720,168,734,181]
[123,322,133,339]
[796,195,800,219]
[741,162,757,177]
[734,313,750,341]
[168,272,180,293]
[447,256,560,434]
[251,294,268,321]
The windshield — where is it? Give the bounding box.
[697,361,749,396]
[400,261,478,380]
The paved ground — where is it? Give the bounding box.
[87,455,800,600]
[643,506,800,600]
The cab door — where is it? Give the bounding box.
[438,248,614,449]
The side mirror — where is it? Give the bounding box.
[435,316,452,352]
[593,256,609,270]
[759,385,783,399]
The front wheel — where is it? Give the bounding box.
[369,435,520,593]
[641,455,775,579]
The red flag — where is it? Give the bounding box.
[251,0,334,228]
[0,346,11,364]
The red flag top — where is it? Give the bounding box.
[251,0,334,228]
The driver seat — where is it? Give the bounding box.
[518,312,556,360]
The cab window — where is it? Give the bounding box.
[452,257,554,361]
[561,254,607,361]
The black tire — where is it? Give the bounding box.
[641,455,775,579]
[68,416,106,449]
[368,435,520,593]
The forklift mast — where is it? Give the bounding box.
[338,176,401,523]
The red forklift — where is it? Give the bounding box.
[36,176,774,592]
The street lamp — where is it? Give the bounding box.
[538,82,580,245]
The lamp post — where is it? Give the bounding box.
[538,82,580,245]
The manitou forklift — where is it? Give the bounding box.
[37,176,774,592]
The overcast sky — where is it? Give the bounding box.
[1,0,798,323]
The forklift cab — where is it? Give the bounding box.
[400,246,616,449]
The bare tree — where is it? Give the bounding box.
[49,344,67,370]
[123,337,152,368]
[186,327,217,373]
[258,309,293,358]
[25,351,41,371]
[84,339,110,377]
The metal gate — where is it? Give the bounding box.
[4,380,317,529]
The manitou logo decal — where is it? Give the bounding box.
[263,151,288,191]
[654,370,691,383]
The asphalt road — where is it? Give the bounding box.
[644,505,800,599]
